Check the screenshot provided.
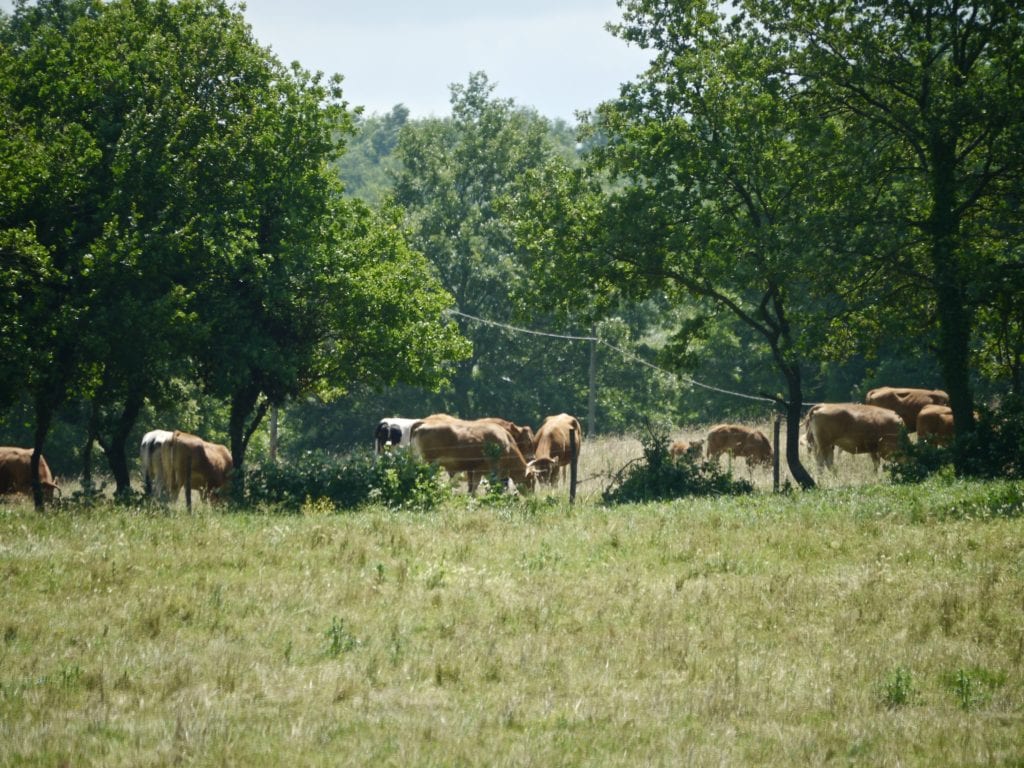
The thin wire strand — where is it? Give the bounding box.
[446,308,782,406]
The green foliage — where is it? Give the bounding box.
[334,105,409,204]
[324,617,361,657]
[242,447,450,512]
[887,433,954,485]
[392,72,592,423]
[943,666,1006,712]
[603,421,753,503]
[879,666,917,709]
[959,395,1024,479]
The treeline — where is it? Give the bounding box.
[2,0,1023,498]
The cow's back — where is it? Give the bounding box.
[412,417,528,486]
[865,387,949,430]
[707,424,771,465]
[533,413,582,463]
[808,403,903,455]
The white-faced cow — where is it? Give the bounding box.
[163,431,233,507]
[410,416,531,494]
[374,417,420,453]
[140,429,174,497]
[526,413,582,486]
[916,404,954,445]
[706,424,773,468]
[805,403,904,471]
[865,386,949,432]
[0,447,60,502]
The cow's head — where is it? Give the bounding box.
[525,457,557,486]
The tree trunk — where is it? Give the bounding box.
[229,386,268,500]
[97,392,144,497]
[31,399,53,511]
[928,138,976,472]
[781,364,815,490]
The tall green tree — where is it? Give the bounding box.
[391,72,590,424]
[513,5,862,487]
[1,0,468,500]
[752,0,1024,467]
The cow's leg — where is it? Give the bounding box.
[467,470,479,494]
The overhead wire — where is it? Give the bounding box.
[444,308,782,406]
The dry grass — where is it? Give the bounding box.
[1,437,1023,767]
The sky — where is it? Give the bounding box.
[230,0,652,122]
[0,0,652,122]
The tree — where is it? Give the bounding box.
[336,105,410,204]
[392,72,592,424]
[0,0,469,500]
[752,0,1024,469]
[512,4,870,488]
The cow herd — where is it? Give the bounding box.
[378,412,583,494]
[0,386,955,504]
[664,387,953,474]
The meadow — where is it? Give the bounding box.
[1,435,1023,766]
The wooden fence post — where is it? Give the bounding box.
[185,452,193,514]
[773,415,781,493]
[569,427,578,505]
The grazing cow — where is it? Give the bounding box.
[670,438,705,459]
[410,416,531,493]
[865,386,949,432]
[164,431,233,505]
[374,417,420,453]
[805,403,904,470]
[140,429,174,496]
[916,404,954,445]
[526,413,582,486]
[416,413,536,460]
[706,424,773,468]
[0,447,60,502]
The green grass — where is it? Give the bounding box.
[1,475,1023,766]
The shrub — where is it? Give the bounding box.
[959,394,1024,479]
[888,432,953,484]
[889,395,1024,483]
[241,447,449,512]
[603,422,753,504]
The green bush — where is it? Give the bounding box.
[959,394,1024,479]
[889,395,1024,483]
[888,432,953,484]
[603,422,753,504]
[242,447,449,512]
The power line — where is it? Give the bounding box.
[445,309,780,406]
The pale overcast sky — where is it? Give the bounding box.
[0,0,652,121]
[240,0,652,121]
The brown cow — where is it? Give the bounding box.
[805,403,904,470]
[865,387,949,432]
[0,447,60,502]
[706,424,773,468]
[411,417,531,493]
[916,404,954,445]
[476,417,536,461]
[526,413,583,486]
[163,431,233,505]
[670,438,705,459]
